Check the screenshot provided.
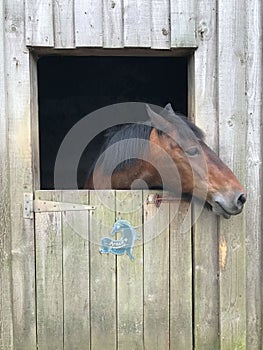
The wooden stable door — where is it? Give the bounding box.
[33,190,192,350]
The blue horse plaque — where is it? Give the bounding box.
[99,219,140,261]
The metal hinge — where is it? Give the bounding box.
[24,193,96,219]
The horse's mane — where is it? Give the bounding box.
[87,108,204,179]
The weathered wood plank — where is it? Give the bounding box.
[170,0,197,48]
[0,0,13,347]
[218,0,247,348]
[169,201,193,349]
[123,0,151,47]
[74,0,103,47]
[35,191,63,350]
[4,0,36,348]
[25,0,54,47]
[62,191,90,350]
[151,0,170,49]
[245,0,262,348]
[143,191,169,349]
[116,191,144,349]
[89,190,117,350]
[30,54,40,190]
[54,0,75,48]
[103,0,123,48]
[189,0,220,347]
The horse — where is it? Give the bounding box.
[99,219,140,261]
[84,103,246,219]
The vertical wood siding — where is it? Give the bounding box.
[218,0,247,348]
[170,0,196,47]
[123,0,151,47]
[3,0,36,349]
[245,0,262,348]
[24,0,197,49]
[189,0,219,348]
[74,0,102,47]
[0,0,263,349]
[0,1,13,349]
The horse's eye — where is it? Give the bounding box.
[186,147,200,156]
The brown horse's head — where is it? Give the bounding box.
[147,104,246,218]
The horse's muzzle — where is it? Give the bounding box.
[212,192,246,219]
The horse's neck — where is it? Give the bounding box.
[111,161,161,189]
[84,160,161,189]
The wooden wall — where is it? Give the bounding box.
[24,0,196,49]
[0,0,262,349]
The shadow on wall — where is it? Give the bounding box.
[38,56,187,189]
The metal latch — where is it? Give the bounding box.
[24,193,96,219]
[146,193,181,207]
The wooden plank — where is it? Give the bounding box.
[217,0,247,348]
[4,1,36,348]
[169,201,192,349]
[54,0,75,48]
[151,0,170,49]
[0,0,13,347]
[171,0,197,48]
[25,0,54,47]
[30,54,40,190]
[74,0,103,47]
[62,191,90,350]
[143,190,169,349]
[35,191,63,350]
[103,0,123,48]
[245,0,262,348]
[116,191,144,349]
[123,0,151,47]
[89,190,117,350]
[189,0,220,347]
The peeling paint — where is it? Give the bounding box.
[219,235,227,270]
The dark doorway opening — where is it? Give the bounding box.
[38,56,187,189]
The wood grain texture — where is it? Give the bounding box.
[151,0,170,49]
[25,0,54,46]
[189,0,220,347]
[103,0,123,48]
[116,191,144,349]
[89,190,117,350]
[169,201,193,349]
[245,0,263,348]
[0,0,13,348]
[123,0,151,47]
[143,191,169,350]
[170,0,197,48]
[62,191,90,350]
[4,0,36,348]
[35,191,63,350]
[54,0,75,48]
[218,0,247,348]
[75,0,103,47]
[30,55,40,190]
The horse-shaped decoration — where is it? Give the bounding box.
[99,219,140,261]
[85,104,246,219]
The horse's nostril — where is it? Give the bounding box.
[237,193,246,207]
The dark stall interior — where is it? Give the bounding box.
[38,56,188,189]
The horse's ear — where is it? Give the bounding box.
[163,103,174,113]
[146,104,171,130]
